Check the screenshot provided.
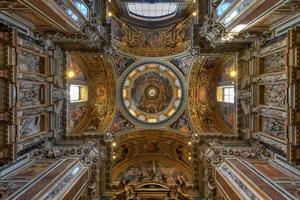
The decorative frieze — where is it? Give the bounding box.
[219,163,260,200]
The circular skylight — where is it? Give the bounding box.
[126,2,178,20]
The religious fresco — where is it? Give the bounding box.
[66,54,116,135]
[67,57,89,131]
[111,112,135,134]
[170,55,193,75]
[218,57,236,132]
[220,104,235,130]
[112,136,192,167]
[120,62,184,124]
[189,56,238,133]
[219,58,235,84]
[113,54,135,76]
[111,18,191,57]
[197,86,209,103]
[131,72,173,114]
[189,57,220,133]
[116,161,188,187]
[68,103,88,129]
[112,19,127,42]
[170,111,191,133]
[85,83,108,131]
[69,59,87,81]
[144,32,162,48]
[114,140,161,163]
[97,84,106,100]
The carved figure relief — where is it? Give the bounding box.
[116,161,188,187]
[52,87,65,101]
[19,82,43,107]
[18,51,43,74]
[19,116,43,138]
[261,117,285,139]
[261,84,286,107]
[259,51,285,74]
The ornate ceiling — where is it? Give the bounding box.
[108,130,194,189]
[1,1,300,200]
[119,61,185,126]
[66,15,238,137]
[67,54,116,136]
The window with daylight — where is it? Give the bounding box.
[65,8,80,22]
[72,0,89,18]
[217,85,235,103]
[70,85,88,102]
[70,85,80,101]
[126,2,178,20]
[216,0,235,17]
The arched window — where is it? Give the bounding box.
[126,2,178,21]
[72,0,89,18]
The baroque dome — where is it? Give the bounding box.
[119,61,184,125]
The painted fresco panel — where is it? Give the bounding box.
[68,103,88,129]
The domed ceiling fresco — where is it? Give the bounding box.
[119,61,184,125]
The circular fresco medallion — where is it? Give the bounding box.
[121,62,183,124]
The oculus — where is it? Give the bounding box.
[121,62,183,124]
